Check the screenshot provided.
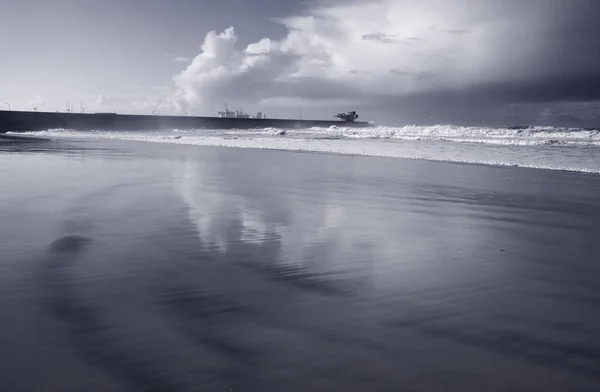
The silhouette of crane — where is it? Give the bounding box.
[334,111,359,122]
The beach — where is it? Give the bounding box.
[1,134,600,391]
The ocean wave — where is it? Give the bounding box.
[8,126,600,175]
[10,124,600,147]
[273,125,600,147]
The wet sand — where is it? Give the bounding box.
[1,135,600,391]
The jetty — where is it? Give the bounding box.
[0,108,370,133]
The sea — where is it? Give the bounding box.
[1,125,600,391]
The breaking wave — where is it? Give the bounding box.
[8,125,600,174]
[259,125,600,147]
[12,124,600,147]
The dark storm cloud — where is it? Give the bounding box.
[471,73,600,104]
[365,72,600,126]
[388,71,600,107]
[368,0,600,124]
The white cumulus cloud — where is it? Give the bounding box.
[129,91,191,115]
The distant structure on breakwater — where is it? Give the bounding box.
[216,104,263,119]
[0,108,370,133]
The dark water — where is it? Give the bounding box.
[2,135,600,391]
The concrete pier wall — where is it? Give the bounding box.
[0,110,370,133]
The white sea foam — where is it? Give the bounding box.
[9,125,600,174]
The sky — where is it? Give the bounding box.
[1,0,599,126]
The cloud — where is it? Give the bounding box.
[361,33,401,44]
[172,56,190,63]
[349,69,370,75]
[443,29,469,35]
[173,27,303,111]
[27,95,46,110]
[88,90,190,115]
[390,69,434,80]
[96,94,111,105]
[166,0,600,123]
[129,91,191,115]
